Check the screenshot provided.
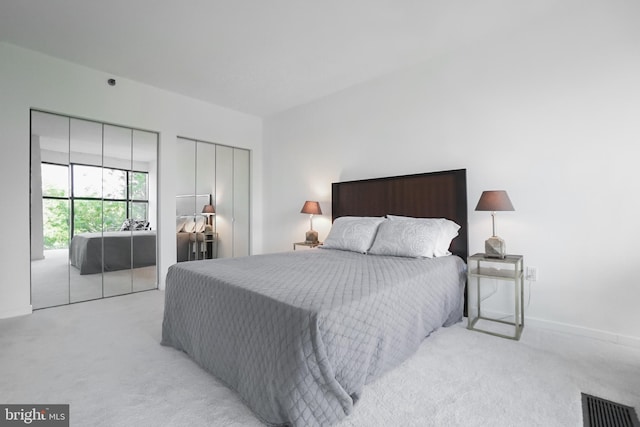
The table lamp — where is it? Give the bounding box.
[201,204,215,231]
[300,201,322,243]
[475,190,514,259]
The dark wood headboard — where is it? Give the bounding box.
[331,169,468,261]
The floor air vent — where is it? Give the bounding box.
[582,393,640,427]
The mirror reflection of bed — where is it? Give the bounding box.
[176,194,218,262]
[175,137,251,261]
[29,110,158,309]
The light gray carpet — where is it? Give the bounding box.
[1,290,638,426]
[30,249,157,309]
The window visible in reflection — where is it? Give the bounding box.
[41,163,70,250]
[129,171,148,200]
[43,199,69,250]
[41,163,150,237]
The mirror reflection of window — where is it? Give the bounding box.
[30,110,158,309]
[41,163,70,251]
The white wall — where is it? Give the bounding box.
[264,1,640,345]
[0,42,263,319]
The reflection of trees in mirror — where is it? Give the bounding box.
[41,164,150,250]
[73,200,126,234]
[131,202,148,220]
[74,165,126,199]
[43,190,69,250]
[43,197,127,249]
[130,171,148,199]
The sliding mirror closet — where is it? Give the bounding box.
[175,137,250,262]
[30,110,158,309]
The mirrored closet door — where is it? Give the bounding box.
[176,137,250,262]
[30,110,158,309]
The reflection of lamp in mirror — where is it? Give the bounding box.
[475,190,515,259]
[300,201,322,243]
[201,204,215,231]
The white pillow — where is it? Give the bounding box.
[387,215,460,257]
[434,219,460,257]
[182,215,207,233]
[176,216,188,233]
[182,216,196,233]
[368,218,440,258]
[321,216,385,253]
[194,215,206,232]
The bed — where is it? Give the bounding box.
[161,169,468,427]
[69,230,157,275]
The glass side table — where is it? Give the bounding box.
[189,232,218,260]
[293,241,322,250]
[467,253,524,340]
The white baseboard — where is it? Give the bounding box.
[0,304,33,319]
[525,316,640,349]
[475,309,640,349]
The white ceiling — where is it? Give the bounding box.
[1,0,563,117]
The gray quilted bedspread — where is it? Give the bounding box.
[161,249,466,426]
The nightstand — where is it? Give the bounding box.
[203,232,218,259]
[467,253,524,340]
[190,232,218,260]
[293,241,322,250]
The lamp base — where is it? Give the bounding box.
[305,230,319,244]
[485,236,506,259]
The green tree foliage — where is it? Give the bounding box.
[42,167,148,249]
[130,171,148,200]
[42,190,69,250]
[73,201,127,234]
